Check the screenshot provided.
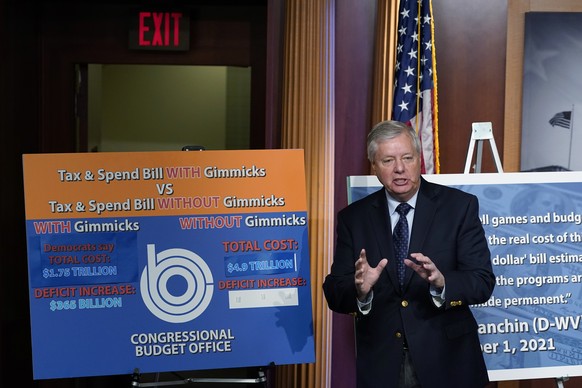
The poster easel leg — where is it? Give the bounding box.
[556,376,569,388]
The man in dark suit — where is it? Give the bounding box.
[323,120,495,388]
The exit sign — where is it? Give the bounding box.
[129,10,190,51]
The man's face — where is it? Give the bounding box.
[371,133,421,202]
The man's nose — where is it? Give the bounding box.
[393,158,405,171]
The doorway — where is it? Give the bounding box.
[78,64,251,153]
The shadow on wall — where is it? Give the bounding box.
[521,165,571,172]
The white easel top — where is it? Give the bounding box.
[464,122,504,174]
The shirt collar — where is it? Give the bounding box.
[385,190,418,215]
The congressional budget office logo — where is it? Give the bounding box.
[140,244,214,323]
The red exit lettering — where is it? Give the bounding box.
[139,12,183,47]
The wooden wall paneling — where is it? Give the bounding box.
[264,0,285,149]
[431,0,508,174]
[332,0,377,384]
[503,0,529,172]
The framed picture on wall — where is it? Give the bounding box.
[520,12,582,172]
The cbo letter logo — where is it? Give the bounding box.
[140,244,214,323]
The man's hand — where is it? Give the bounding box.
[404,253,445,289]
[355,249,388,300]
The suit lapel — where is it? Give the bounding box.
[409,178,438,251]
[403,178,439,288]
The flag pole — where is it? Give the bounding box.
[568,104,574,170]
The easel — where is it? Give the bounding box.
[464,123,569,387]
[463,122,503,173]
[131,367,269,387]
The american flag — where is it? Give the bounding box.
[549,111,572,129]
[392,0,439,174]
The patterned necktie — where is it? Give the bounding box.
[394,202,412,286]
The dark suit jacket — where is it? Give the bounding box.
[323,177,495,388]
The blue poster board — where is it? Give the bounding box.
[23,150,315,380]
